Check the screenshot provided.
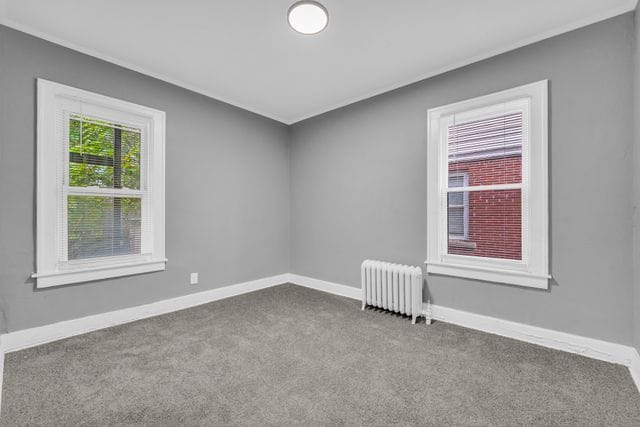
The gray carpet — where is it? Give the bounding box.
[2,284,639,426]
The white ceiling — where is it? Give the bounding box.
[0,0,636,124]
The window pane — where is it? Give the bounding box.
[120,128,141,190]
[448,191,464,207]
[68,195,142,260]
[448,112,522,186]
[448,174,467,208]
[69,117,141,190]
[449,175,465,188]
[447,189,522,260]
[448,206,465,237]
[69,118,114,187]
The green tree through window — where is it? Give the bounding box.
[68,117,142,260]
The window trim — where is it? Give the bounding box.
[426,80,549,289]
[33,79,166,288]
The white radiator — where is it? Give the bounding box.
[361,260,424,324]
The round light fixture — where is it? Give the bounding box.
[288,1,328,35]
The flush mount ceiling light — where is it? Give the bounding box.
[288,1,329,35]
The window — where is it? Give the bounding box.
[447,173,469,240]
[426,81,549,288]
[34,79,166,288]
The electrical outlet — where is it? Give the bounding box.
[190,272,199,285]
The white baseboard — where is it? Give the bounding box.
[628,349,640,391]
[428,304,638,366]
[288,273,640,393]
[1,274,289,353]
[287,274,361,300]
[1,272,639,398]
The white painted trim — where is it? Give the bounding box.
[289,274,640,393]
[287,274,361,300]
[429,303,640,394]
[446,183,522,193]
[426,80,549,289]
[2,274,288,353]
[1,272,639,404]
[428,303,637,366]
[35,79,166,288]
[426,262,549,289]
[628,349,640,394]
[0,2,635,124]
[287,1,637,123]
[0,17,290,125]
[33,260,167,288]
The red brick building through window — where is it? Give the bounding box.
[447,112,523,261]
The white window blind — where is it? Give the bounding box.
[447,112,523,162]
[35,79,166,288]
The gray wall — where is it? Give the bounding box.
[634,5,640,352]
[1,13,637,346]
[0,25,290,333]
[290,14,635,345]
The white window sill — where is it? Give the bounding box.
[425,261,550,289]
[32,259,167,288]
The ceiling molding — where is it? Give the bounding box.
[0,15,291,125]
[288,0,638,124]
[1,0,637,125]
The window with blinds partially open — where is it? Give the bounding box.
[35,79,165,288]
[426,80,549,289]
[447,111,523,260]
[66,116,144,261]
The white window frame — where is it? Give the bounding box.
[426,80,549,289]
[33,79,166,288]
[447,172,469,240]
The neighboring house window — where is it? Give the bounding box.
[426,80,549,288]
[34,79,166,288]
[447,173,468,240]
